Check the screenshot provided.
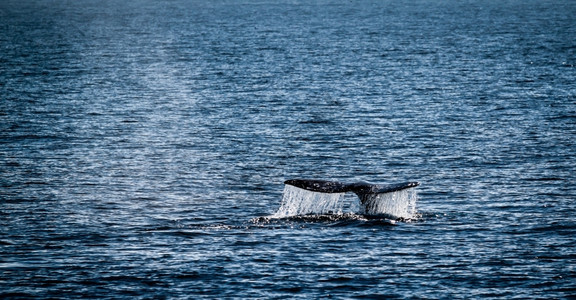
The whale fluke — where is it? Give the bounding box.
[284,179,419,196]
[282,179,420,218]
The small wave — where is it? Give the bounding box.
[249,213,403,227]
[523,177,565,182]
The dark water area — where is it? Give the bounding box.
[1,0,575,298]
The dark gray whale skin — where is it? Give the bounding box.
[284,179,420,195]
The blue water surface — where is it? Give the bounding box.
[1,0,575,298]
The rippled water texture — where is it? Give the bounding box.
[1,0,575,298]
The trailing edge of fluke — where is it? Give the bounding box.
[284,179,420,196]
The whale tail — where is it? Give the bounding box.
[282,179,420,218]
[284,179,419,197]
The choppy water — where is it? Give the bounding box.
[1,0,575,298]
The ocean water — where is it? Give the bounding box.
[1,0,575,298]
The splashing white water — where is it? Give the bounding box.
[274,184,418,219]
[273,185,346,217]
[359,189,418,219]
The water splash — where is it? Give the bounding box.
[273,185,346,217]
[359,189,418,219]
[274,184,418,219]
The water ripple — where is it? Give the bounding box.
[1,0,575,298]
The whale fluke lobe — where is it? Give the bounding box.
[284,179,419,197]
[351,181,420,196]
[283,179,352,193]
